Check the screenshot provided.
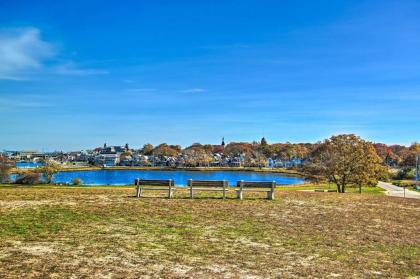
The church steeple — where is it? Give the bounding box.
[221,137,225,147]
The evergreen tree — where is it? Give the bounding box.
[261,137,268,146]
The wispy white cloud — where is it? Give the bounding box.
[0,27,107,80]
[179,88,207,93]
[126,88,157,93]
[0,27,54,80]
[0,97,50,108]
[54,62,108,76]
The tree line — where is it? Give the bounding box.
[136,138,419,168]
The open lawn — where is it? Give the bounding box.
[0,186,418,278]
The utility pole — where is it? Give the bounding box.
[404,183,406,198]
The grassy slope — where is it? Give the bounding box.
[0,186,418,278]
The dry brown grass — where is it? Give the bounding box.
[0,186,419,278]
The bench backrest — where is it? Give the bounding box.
[237,181,276,190]
[188,179,228,187]
[135,178,174,187]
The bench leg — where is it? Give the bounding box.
[190,188,193,198]
[135,186,141,198]
[237,190,243,200]
[267,191,274,200]
[168,189,173,199]
[223,189,226,199]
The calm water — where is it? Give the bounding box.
[16,162,44,168]
[52,170,305,186]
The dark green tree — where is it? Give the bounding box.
[261,137,268,146]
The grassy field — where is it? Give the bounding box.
[0,185,418,278]
[280,183,386,194]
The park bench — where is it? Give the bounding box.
[315,189,337,192]
[187,179,228,199]
[134,178,175,198]
[236,181,276,200]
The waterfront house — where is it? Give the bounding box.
[95,154,119,167]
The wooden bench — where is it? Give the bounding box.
[187,179,228,199]
[315,189,337,193]
[134,178,175,198]
[236,181,276,200]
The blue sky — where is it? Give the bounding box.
[0,0,419,151]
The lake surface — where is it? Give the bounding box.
[16,161,44,168]
[52,170,305,186]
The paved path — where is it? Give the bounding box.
[377,181,420,199]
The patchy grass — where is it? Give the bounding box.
[0,187,418,278]
[0,183,385,195]
[281,183,386,195]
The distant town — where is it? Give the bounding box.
[2,137,418,170]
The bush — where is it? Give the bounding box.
[394,167,415,180]
[72,178,82,185]
[0,156,15,183]
[37,161,61,184]
[392,180,419,187]
[15,172,41,185]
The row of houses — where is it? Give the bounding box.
[2,143,305,169]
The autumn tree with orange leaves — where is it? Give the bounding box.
[307,134,388,193]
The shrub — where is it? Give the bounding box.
[37,161,61,184]
[15,172,41,185]
[72,178,82,185]
[0,156,15,183]
[394,167,415,180]
[392,180,418,187]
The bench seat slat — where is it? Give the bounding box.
[190,180,226,187]
[236,189,271,192]
[138,187,174,190]
[137,179,173,186]
[236,181,275,188]
[191,188,229,192]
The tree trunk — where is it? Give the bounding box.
[341,176,346,193]
[331,176,341,193]
[335,183,342,193]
